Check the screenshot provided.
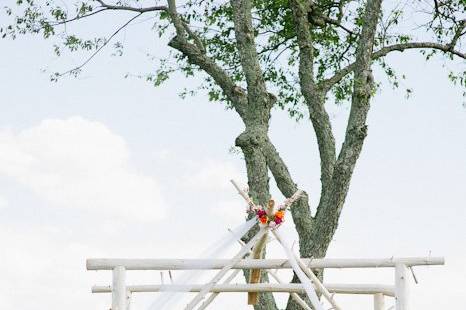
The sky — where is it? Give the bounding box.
[0,5,465,310]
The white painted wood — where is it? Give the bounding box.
[184,227,268,310]
[374,293,385,310]
[272,229,324,310]
[395,263,409,310]
[294,252,341,310]
[230,179,256,209]
[112,266,126,310]
[87,257,444,271]
[197,269,241,310]
[92,283,395,295]
[268,271,312,310]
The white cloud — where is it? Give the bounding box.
[0,117,165,221]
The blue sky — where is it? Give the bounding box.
[0,7,465,310]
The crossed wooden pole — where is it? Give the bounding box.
[183,180,342,310]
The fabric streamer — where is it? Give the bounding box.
[148,218,257,309]
[272,229,324,310]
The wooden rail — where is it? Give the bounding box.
[92,283,396,296]
[88,256,444,310]
[87,257,444,270]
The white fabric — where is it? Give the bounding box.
[148,218,256,309]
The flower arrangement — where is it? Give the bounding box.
[253,200,286,227]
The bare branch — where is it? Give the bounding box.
[96,0,167,13]
[55,12,142,78]
[319,41,466,92]
[50,8,109,26]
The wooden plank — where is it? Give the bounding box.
[87,257,444,271]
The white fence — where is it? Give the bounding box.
[87,256,444,310]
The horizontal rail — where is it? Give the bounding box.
[92,283,395,296]
[87,257,444,271]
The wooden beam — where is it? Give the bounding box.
[92,283,395,296]
[87,257,444,271]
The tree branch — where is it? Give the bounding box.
[165,0,247,116]
[55,12,142,78]
[308,10,355,36]
[314,0,383,250]
[50,8,109,26]
[319,41,466,92]
[231,0,272,125]
[290,0,336,192]
[261,138,314,243]
[96,0,167,13]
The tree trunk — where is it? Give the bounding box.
[236,126,278,310]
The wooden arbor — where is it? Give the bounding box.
[86,181,445,309]
[87,257,444,310]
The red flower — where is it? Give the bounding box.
[256,209,266,217]
[259,215,268,224]
[274,216,283,225]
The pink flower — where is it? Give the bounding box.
[274,217,283,225]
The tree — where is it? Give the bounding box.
[2,0,464,308]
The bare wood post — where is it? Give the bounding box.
[112,266,126,310]
[184,227,268,310]
[374,293,385,310]
[395,263,409,310]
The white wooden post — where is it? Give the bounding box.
[374,293,385,310]
[395,263,409,310]
[112,266,126,310]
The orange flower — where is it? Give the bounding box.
[275,210,285,219]
[259,215,268,224]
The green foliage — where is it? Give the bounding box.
[1,0,464,113]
